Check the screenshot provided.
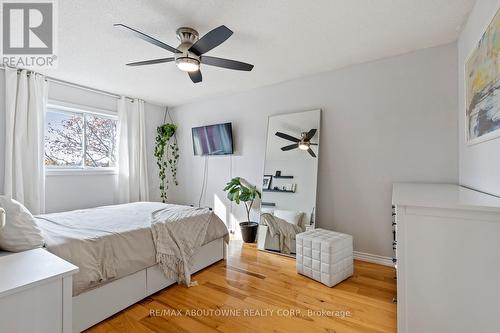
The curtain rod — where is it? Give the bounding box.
[0,65,142,103]
[47,76,122,99]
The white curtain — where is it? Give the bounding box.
[4,68,48,214]
[117,97,149,203]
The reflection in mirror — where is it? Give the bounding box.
[257,109,321,256]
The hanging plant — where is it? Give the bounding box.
[154,123,179,203]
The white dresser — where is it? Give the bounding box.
[393,183,500,333]
[0,249,78,333]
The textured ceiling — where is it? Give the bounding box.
[41,0,476,106]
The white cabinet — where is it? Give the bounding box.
[393,183,500,333]
[0,248,78,333]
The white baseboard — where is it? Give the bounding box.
[353,251,394,267]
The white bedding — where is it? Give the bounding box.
[35,202,228,296]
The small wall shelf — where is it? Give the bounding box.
[273,175,294,179]
[263,189,295,193]
[261,202,276,207]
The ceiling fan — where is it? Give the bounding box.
[114,24,254,83]
[275,129,318,157]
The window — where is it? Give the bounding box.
[45,104,118,170]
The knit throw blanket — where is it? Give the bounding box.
[150,205,213,286]
[260,213,304,254]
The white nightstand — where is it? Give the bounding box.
[0,248,78,333]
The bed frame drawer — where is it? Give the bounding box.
[146,238,225,295]
[72,270,146,333]
[72,237,225,332]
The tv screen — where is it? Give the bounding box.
[192,122,234,156]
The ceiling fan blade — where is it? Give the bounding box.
[281,144,298,151]
[201,56,254,71]
[188,70,202,83]
[126,57,175,66]
[114,24,181,54]
[189,25,233,56]
[307,148,317,158]
[275,132,300,142]
[305,129,317,140]
[310,143,319,146]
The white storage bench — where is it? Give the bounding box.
[296,228,353,287]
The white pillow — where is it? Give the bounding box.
[0,196,44,252]
[261,207,275,215]
[274,210,303,226]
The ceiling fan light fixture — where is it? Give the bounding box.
[298,142,309,150]
[176,57,200,72]
[116,24,254,83]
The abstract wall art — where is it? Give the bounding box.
[466,8,500,144]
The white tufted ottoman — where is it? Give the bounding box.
[296,228,353,287]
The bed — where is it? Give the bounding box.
[35,202,228,332]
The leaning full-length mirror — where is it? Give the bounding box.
[257,109,321,256]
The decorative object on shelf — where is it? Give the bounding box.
[154,123,179,203]
[465,8,500,144]
[264,188,295,193]
[223,177,262,243]
[263,175,272,190]
[275,170,281,177]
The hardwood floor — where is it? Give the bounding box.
[86,241,396,333]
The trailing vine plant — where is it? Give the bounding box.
[154,123,179,203]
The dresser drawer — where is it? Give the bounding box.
[0,277,63,333]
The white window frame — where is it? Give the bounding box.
[45,100,118,176]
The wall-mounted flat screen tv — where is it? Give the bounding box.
[192,122,234,155]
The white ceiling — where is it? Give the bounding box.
[42,0,476,106]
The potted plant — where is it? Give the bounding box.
[223,177,261,243]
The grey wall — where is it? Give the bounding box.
[458,0,500,197]
[169,43,459,258]
[0,71,165,213]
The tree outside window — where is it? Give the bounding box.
[45,108,117,168]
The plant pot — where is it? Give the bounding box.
[239,221,259,243]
